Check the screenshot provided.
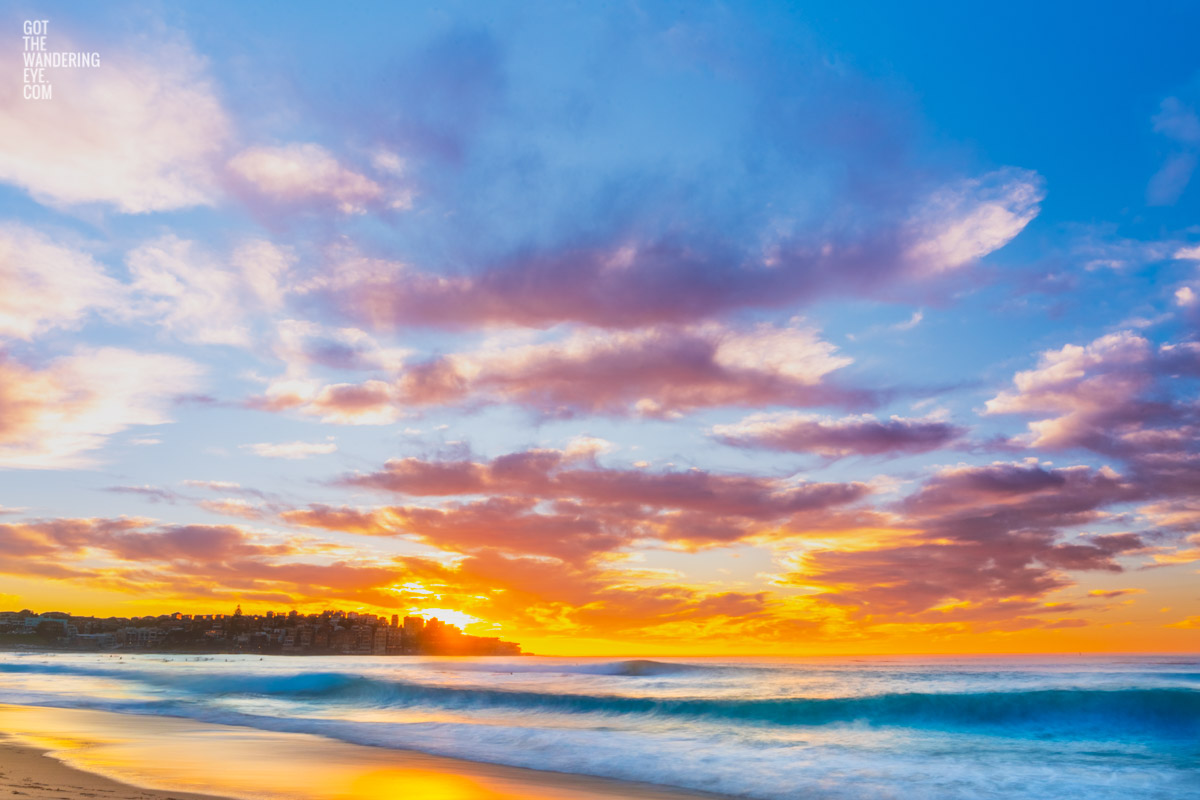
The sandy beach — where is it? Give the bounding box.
[0,705,731,800]
[0,737,227,800]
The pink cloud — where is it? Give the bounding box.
[341,448,869,522]
[780,461,1147,621]
[712,412,963,458]
[278,449,872,561]
[250,321,872,421]
[985,331,1157,450]
[310,171,1041,330]
[985,332,1200,506]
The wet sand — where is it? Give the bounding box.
[0,737,227,800]
[0,705,732,800]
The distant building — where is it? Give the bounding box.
[0,607,518,656]
[372,626,388,655]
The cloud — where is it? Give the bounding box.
[101,523,290,563]
[0,517,297,586]
[984,332,1200,507]
[127,235,296,346]
[105,485,182,504]
[311,170,1041,331]
[0,347,203,469]
[198,499,266,521]
[1147,153,1197,206]
[251,321,870,422]
[245,321,412,424]
[1086,588,1143,599]
[182,480,268,501]
[447,321,863,417]
[2,226,295,349]
[233,240,297,311]
[898,461,1135,519]
[1147,97,1200,206]
[0,32,229,212]
[984,331,1158,450]
[0,508,784,639]
[285,499,625,563]
[248,377,402,425]
[244,441,338,460]
[782,461,1144,621]
[228,143,391,214]
[0,224,124,340]
[341,449,869,521]
[712,412,963,459]
[892,310,924,331]
[903,169,1043,276]
[285,448,871,560]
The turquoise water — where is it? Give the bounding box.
[0,653,1196,799]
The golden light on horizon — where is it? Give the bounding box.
[414,608,482,630]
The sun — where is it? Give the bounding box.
[413,608,481,630]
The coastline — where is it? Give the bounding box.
[0,737,231,800]
[0,704,734,800]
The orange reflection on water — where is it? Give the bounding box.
[340,768,522,800]
[0,704,696,800]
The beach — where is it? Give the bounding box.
[0,704,731,800]
[0,735,228,800]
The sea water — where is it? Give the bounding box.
[0,653,1196,799]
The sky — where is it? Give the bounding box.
[1,0,1198,655]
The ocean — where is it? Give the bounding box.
[0,652,1196,799]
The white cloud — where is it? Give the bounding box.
[182,480,242,491]
[232,240,296,311]
[905,169,1044,275]
[126,235,297,347]
[243,441,338,459]
[892,310,924,331]
[985,331,1152,449]
[711,322,850,383]
[126,235,252,345]
[0,347,203,469]
[229,143,385,214]
[0,224,123,340]
[0,33,229,212]
[1175,244,1200,262]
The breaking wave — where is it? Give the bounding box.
[2,660,1196,737]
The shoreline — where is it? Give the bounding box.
[0,704,734,800]
[0,736,232,800]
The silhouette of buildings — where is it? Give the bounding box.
[0,608,521,656]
